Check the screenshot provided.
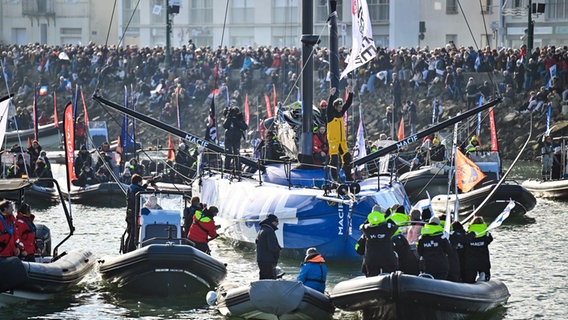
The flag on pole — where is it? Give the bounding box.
[455,148,486,192]
[340,0,377,79]
[546,104,552,134]
[167,134,176,162]
[547,64,557,89]
[32,87,38,141]
[53,92,59,128]
[264,94,273,118]
[63,102,77,190]
[397,116,405,141]
[80,88,89,127]
[489,107,498,151]
[205,90,217,142]
[486,200,516,232]
[244,94,250,126]
[432,98,437,124]
[354,108,367,170]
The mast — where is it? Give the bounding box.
[353,98,502,166]
[328,0,340,90]
[92,94,263,171]
[299,0,317,164]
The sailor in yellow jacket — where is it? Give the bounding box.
[326,84,353,182]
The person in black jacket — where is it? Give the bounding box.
[223,106,248,171]
[449,220,468,282]
[74,145,92,177]
[355,206,398,277]
[417,216,452,279]
[463,216,493,283]
[255,214,281,279]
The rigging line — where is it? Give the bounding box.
[461,110,533,225]
[457,0,498,90]
[116,0,141,49]
[106,0,118,46]
[281,21,329,106]
[220,0,230,48]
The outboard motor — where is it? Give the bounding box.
[35,224,52,257]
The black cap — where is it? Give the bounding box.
[260,214,279,225]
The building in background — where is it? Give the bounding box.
[0,0,566,52]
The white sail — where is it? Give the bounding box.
[0,97,11,146]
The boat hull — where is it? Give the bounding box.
[521,179,568,200]
[0,183,59,206]
[213,280,334,320]
[193,167,409,261]
[5,122,62,150]
[69,182,128,206]
[330,272,509,320]
[430,183,536,218]
[0,249,95,304]
[98,244,227,296]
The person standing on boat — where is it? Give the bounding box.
[429,136,446,164]
[256,214,281,280]
[465,135,480,155]
[541,135,555,181]
[387,205,419,275]
[463,216,493,283]
[183,196,203,237]
[449,220,468,282]
[223,106,248,171]
[355,206,398,277]
[326,84,354,182]
[124,174,156,253]
[15,203,36,262]
[0,200,19,257]
[74,145,93,177]
[312,125,329,166]
[27,140,42,165]
[187,206,219,255]
[297,247,327,293]
[417,216,451,280]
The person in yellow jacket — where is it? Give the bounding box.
[326,84,353,182]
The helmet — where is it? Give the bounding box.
[367,210,385,226]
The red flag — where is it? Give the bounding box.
[53,92,59,128]
[397,116,405,141]
[167,134,176,162]
[456,149,486,193]
[244,94,250,126]
[63,102,77,190]
[80,88,89,127]
[273,84,277,108]
[264,94,273,118]
[27,137,32,149]
[489,107,498,151]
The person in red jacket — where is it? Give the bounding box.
[187,206,219,254]
[15,202,36,261]
[312,125,329,165]
[0,200,19,257]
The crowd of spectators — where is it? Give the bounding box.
[1,41,568,139]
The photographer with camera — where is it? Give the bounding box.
[223,105,248,171]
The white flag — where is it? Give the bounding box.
[340,0,377,79]
[354,110,367,170]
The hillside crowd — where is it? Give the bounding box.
[1,41,568,136]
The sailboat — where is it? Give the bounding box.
[0,95,60,206]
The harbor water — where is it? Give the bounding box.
[1,161,567,320]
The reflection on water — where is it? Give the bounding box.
[2,162,568,319]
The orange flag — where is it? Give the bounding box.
[397,116,405,141]
[455,149,486,193]
[264,94,273,118]
[244,94,250,126]
[167,134,176,162]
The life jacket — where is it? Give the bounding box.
[467,222,488,238]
